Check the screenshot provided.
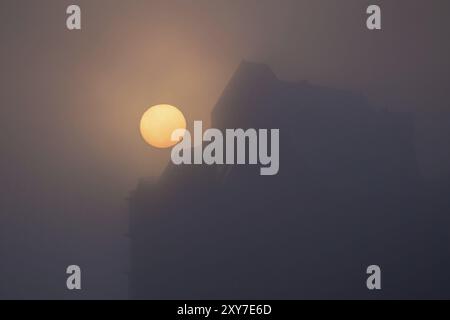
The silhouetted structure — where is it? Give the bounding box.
[129,62,450,299]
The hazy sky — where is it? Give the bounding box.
[1,0,449,298]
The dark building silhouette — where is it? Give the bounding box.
[129,62,450,299]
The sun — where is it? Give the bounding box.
[140,104,187,149]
